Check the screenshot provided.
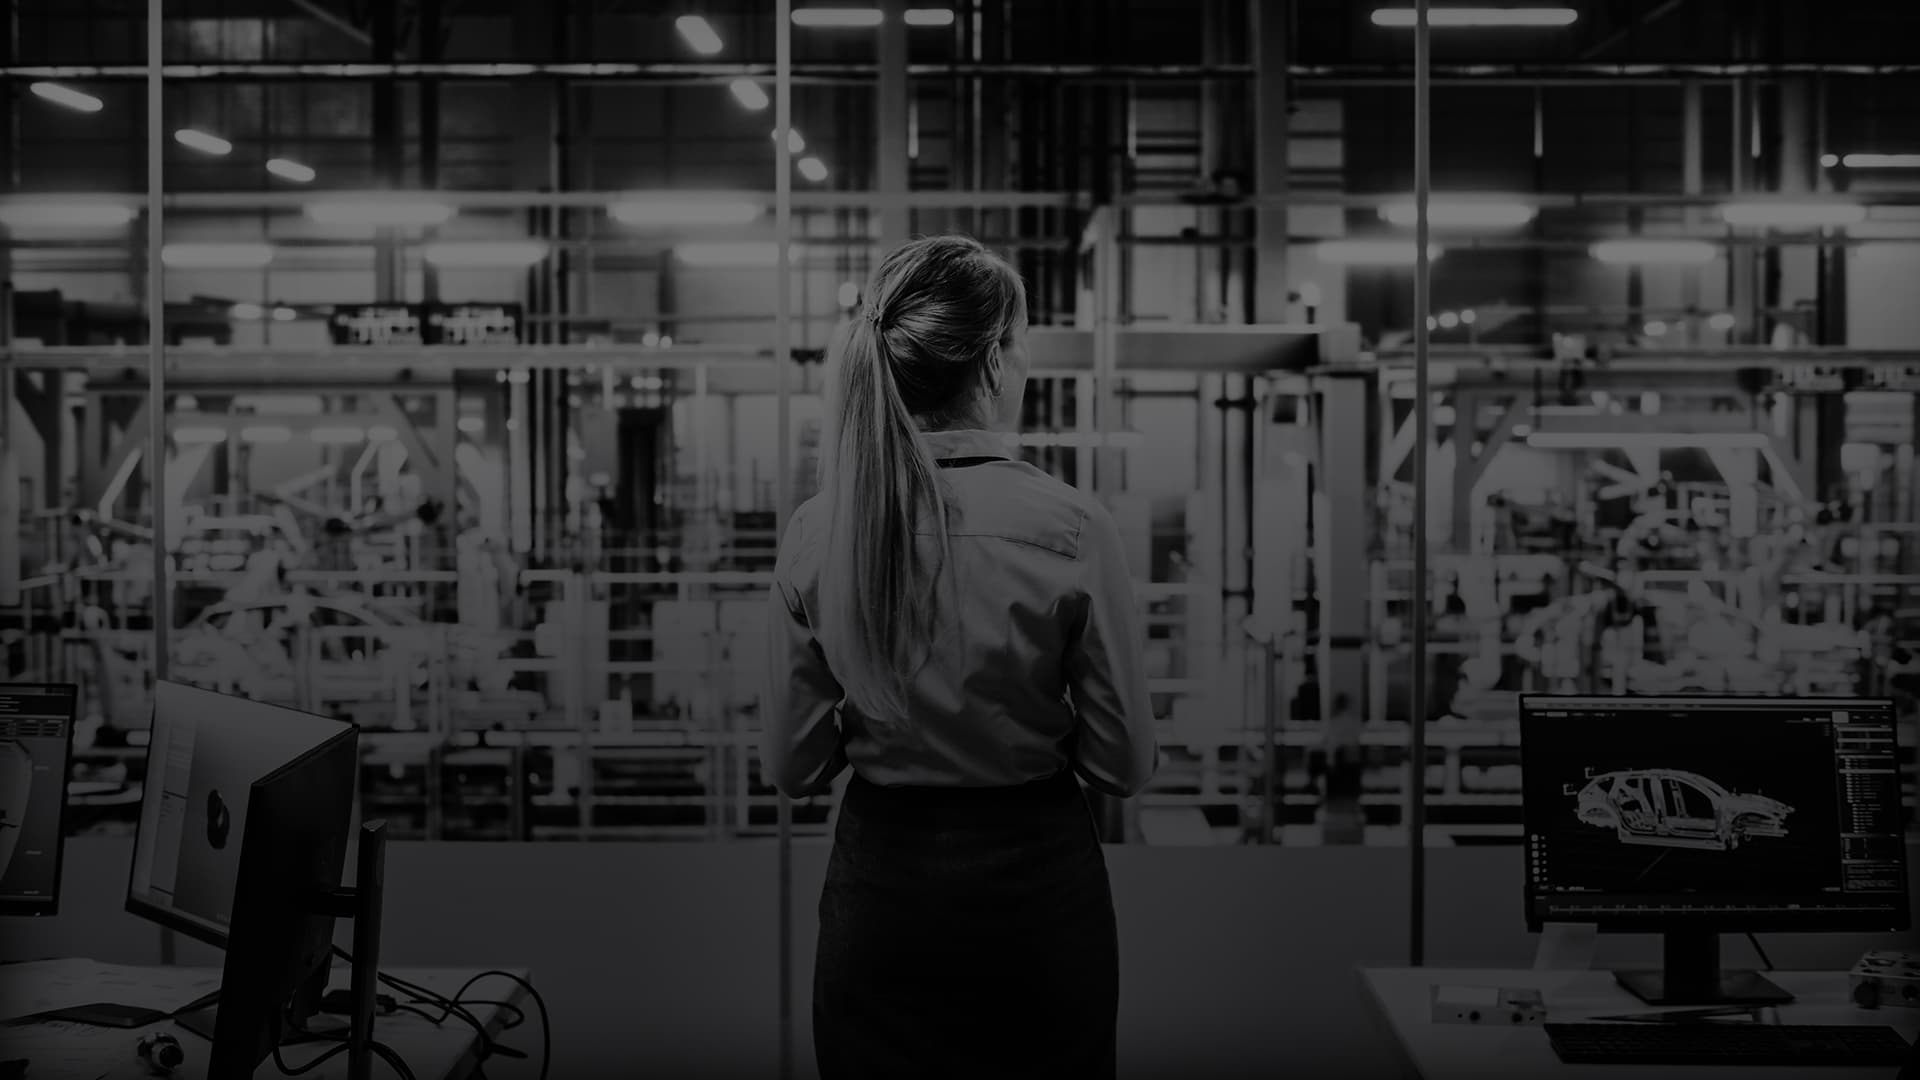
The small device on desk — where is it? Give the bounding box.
[1520,694,1911,1007]
[1543,1021,1913,1067]
[122,682,390,1080]
[1853,951,1920,1009]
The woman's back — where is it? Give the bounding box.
[766,427,1155,796]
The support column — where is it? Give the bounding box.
[1681,81,1703,341]
[1316,374,1372,845]
[1,242,16,607]
[1252,0,1290,323]
[1773,77,1819,343]
[371,0,404,301]
[876,0,910,244]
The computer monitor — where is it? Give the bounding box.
[127,681,354,943]
[1521,694,1910,1006]
[128,681,385,1080]
[0,683,78,915]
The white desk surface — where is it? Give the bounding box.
[1,964,530,1080]
[1360,968,1920,1080]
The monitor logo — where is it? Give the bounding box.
[1566,768,1792,852]
[206,790,232,850]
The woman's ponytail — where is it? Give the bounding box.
[816,311,947,721]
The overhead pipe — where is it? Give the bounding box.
[7,60,1920,83]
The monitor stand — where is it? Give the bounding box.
[1613,931,1795,1007]
[172,964,349,1047]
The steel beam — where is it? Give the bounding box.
[1450,396,1522,551]
[1252,0,1290,324]
[1315,373,1372,846]
[9,61,1920,82]
[876,0,910,244]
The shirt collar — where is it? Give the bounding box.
[919,428,1014,462]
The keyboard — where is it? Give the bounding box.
[1544,1022,1913,1067]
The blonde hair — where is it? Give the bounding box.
[815,234,1027,721]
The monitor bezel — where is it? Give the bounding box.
[0,682,80,917]
[124,680,356,948]
[1519,692,1912,934]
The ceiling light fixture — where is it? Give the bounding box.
[1589,239,1717,265]
[0,199,136,230]
[266,158,317,183]
[1371,7,1579,27]
[797,156,829,182]
[29,82,104,112]
[1314,240,1444,265]
[674,14,725,55]
[422,240,552,268]
[608,196,762,227]
[729,79,770,111]
[905,8,956,26]
[793,7,884,27]
[161,242,276,269]
[674,242,804,268]
[1834,153,1920,169]
[1718,201,1866,228]
[774,128,806,154]
[305,197,457,227]
[1379,198,1536,229]
[174,128,234,155]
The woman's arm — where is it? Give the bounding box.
[1064,506,1159,797]
[760,520,849,798]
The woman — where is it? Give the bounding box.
[762,233,1158,1079]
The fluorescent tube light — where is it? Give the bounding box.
[29,82,103,112]
[793,7,884,27]
[1525,431,1769,450]
[906,8,956,26]
[1379,199,1536,228]
[729,79,770,110]
[1314,240,1444,265]
[1371,7,1579,27]
[174,128,233,156]
[0,200,136,230]
[1590,239,1717,265]
[675,242,804,268]
[173,426,229,445]
[229,303,266,321]
[310,426,366,445]
[1718,201,1866,228]
[422,240,551,268]
[608,196,762,227]
[1707,312,1737,331]
[266,158,316,183]
[797,156,830,182]
[367,425,400,443]
[271,306,298,322]
[305,197,457,227]
[161,242,276,269]
[239,425,294,444]
[1836,153,1920,169]
[774,128,806,154]
[675,15,724,55]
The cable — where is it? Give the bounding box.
[1746,932,1775,971]
[272,1041,349,1076]
[450,970,549,1080]
[392,1004,528,1060]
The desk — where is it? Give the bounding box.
[1,964,530,1080]
[1360,968,1919,1079]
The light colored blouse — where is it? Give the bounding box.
[761,428,1159,798]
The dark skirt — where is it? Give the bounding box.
[813,769,1119,1080]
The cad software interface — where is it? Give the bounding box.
[1523,696,1907,925]
[129,682,347,937]
[0,685,76,906]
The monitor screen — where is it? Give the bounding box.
[0,684,78,915]
[1521,695,1909,932]
[128,681,355,944]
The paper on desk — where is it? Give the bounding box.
[0,959,220,1023]
[0,1019,132,1080]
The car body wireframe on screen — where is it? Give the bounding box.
[0,740,31,877]
[1568,767,1793,852]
